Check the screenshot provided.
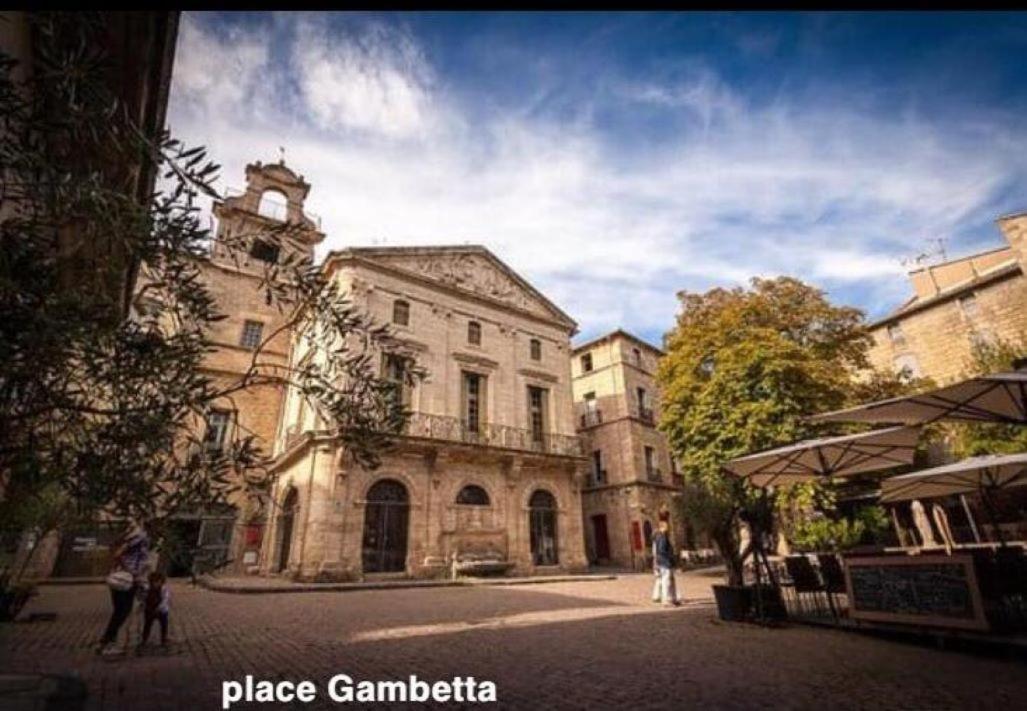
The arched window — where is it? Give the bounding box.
[529,489,558,565]
[468,320,481,345]
[393,299,410,326]
[456,485,490,506]
[257,189,288,221]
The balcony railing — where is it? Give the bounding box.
[638,407,655,425]
[403,412,584,457]
[588,469,608,487]
[580,409,603,428]
[646,467,662,482]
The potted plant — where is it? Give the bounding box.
[680,478,754,621]
[0,572,37,622]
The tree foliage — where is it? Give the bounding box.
[0,13,422,571]
[949,332,1027,457]
[658,277,910,583]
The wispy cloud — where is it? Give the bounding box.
[167,13,1027,344]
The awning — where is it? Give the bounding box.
[880,452,1027,503]
[723,426,920,488]
[809,371,1027,426]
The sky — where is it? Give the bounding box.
[167,12,1027,347]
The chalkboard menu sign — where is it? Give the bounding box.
[843,554,988,631]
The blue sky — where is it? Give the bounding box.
[168,12,1027,346]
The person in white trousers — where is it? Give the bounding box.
[650,520,681,606]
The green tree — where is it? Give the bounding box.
[0,13,422,579]
[658,277,885,584]
[950,332,1027,457]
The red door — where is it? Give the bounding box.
[591,514,610,562]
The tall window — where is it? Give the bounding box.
[383,354,411,407]
[393,299,410,326]
[530,338,542,361]
[528,386,548,444]
[580,352,593,372]
[644,446,658,480]
[249,238,280,265]
[637,387,652,423]
[240,320,264,350]
[887,323,906,346]
[463,372,484,434]
[468,320,482,345]
[591,450,604,486]
[582,391,600,427]
[204,410,232,453]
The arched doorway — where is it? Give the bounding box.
[362,479,409,573]
[277,488,298,573]
[529,489,559,566]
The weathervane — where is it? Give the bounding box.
[278,146,286,165]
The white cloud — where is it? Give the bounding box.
[292,17,436,139]
[167,14,1027,344]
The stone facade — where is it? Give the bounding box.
[189,161,324,573]
[867,213,1027,385]
[571,330,691,570]
[260,246,589,581]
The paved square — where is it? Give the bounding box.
[1,573,1024,710]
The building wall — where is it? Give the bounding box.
[262,247,589,580]
[867,215,1027,385]
[262,440,587,580]
[190,162,323,573]
[571,331,687,569]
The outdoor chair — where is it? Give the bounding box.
[782,555,837,620]
[816,553,848,616]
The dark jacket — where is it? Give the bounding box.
[653,531,675,569]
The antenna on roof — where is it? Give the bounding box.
[278,146,286,165]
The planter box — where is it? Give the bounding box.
[713,584,751,622]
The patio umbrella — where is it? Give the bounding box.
[809,371,1027,426]
[723,425,921,488]
[879,452,1027,544]
[880,453,1027,503]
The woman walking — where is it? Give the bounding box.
[98,522,150,656]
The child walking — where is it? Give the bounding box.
[140,571,170,647]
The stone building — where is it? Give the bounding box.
[571,330,689,570]
[174,160,324,575]
[259,246,589,581]
[867,213,1027,385]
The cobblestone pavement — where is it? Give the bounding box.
[1,571,1024,710]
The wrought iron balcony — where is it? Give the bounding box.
[638,407,655,425]
[588,469,608,487]
[646,467,662,482]
[579,409,603,428]
[403,412,584,457]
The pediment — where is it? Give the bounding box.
[351,248,575,328]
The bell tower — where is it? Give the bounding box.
[211,158,325,272]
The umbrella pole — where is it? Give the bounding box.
[960,494,982,544]
[978,486,1007,548]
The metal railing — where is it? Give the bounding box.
[646,467,662,482]
[580,409,603,428]
[638,407,655,425]
[404,412,584,457]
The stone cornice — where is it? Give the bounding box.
[323,251,577,334]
